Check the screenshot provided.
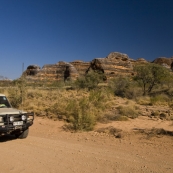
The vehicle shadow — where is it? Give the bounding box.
[0,135,16,142]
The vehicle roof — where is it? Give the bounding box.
[0,94,6,96]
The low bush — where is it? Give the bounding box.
[108,76,141,99]
[117,105,139,119]
[65,89,112,131]
[108,76,130,97]
[135,96,151,105]
[150,94,170,105]
[66,97,96,131]
[74,71,105,90]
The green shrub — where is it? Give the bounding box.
[108,76,130,97]
[66,97,96,131]
[62,89,112,131]
[88,89,109,110]
[74,71,104,90]
[124,87,142,99]
[108,76,141,99]
[44,89,110,131]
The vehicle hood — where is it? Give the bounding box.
[0,108,27,115]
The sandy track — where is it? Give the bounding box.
[0,117,173,173]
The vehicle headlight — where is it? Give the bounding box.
[10,116,14,122]
[21,115,26,121]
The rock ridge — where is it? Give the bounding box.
[23,52,173,81]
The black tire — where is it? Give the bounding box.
[16,129,29,139]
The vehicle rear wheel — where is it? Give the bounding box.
[15,129,29,139]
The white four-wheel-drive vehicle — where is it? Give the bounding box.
[0,94,34,139]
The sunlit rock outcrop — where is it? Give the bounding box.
[23,52,173,81]
[87,52,134,78]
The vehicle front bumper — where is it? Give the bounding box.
[0,121,33,133]
[0,113,34,134]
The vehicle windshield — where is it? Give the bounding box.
[0,96,11,108]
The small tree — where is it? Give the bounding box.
[134,63,170,95]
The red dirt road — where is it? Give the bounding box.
[0,117,173,173]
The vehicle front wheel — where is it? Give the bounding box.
[15,129,29,139]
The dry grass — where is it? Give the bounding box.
[2,83,173,131]
[117,101,139,119]
[150,94,170,106]
[135,96,151,105]
[14,88,113,131]
[135,94,171,106]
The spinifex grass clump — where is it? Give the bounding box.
[65,97,96,131]
[117,105,139,119]
[150,94,170,106]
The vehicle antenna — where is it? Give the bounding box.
[21,63,24,112]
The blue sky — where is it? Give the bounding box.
[0,0,173,79]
